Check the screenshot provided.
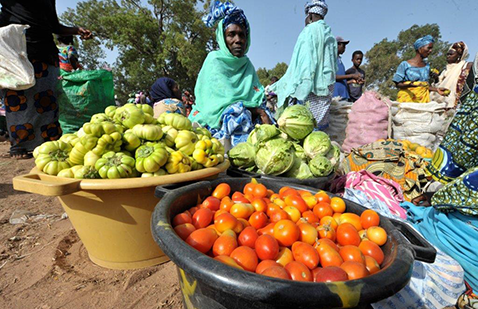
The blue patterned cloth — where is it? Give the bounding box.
[202,1,249,36]
[392,61,430,83]
[344,188,399,219]
[305,0,328,17]
[414,35,435,50]
[208,102,275,147]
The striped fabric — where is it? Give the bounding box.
[345,170,407,219]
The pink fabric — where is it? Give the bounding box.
[345,170,407,219]
[342,91,390,153]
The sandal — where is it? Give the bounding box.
[7,148,33,160]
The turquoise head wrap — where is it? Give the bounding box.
[414,35,435,50]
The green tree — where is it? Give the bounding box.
[364,24,449,99]
[257,62,288,86]
[60,0,216,102]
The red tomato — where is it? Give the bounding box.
[253,184,268,198]
[339,245,366,265]
[298,222,318,246]
[249,211,269,230]
[359,240,385,265]
[314,266,349,282]
[315,238,339,252]
[212,235,238,257]
[313,203,334,219]
[212,183,231,200]
[340,261,370,280]
[336,223,361,247]
[232,220,245,234]
[189,206,199,216]
[315,191,331,204]
[319,216,338,230]
[292,242,320,270]
[278,186,293,197]
[366,226,388,246]
[230,246,259,272]
[340,213,363,231]
[258,222,276,236]
[220,196,234,212]
[270,209,290,223]
[317,224,336,242]
[255,234,280,261]
[284,195,308,213]
[317,243,343,268]
[243,183,256,196]
[360,210,380,229]
[232,191,250,203]
[238,226,259,249]
[251,198,268,212]
[276,247,294,267]
[285,261,312,282]
[364,255,381,275]
[186,228,218,253]
[280,188,300,199]
[273,220,300,247]
[261,266,291,280]
[201,196,221,211]
[192,208,213,229]
[174,223,196,241]
[230,203,255,219]
[214,255,243,270]
[330,197,346,213]
[172,212,192,227]
[301,210,319,225]
[256,260,283,274]
[215,213,238,233]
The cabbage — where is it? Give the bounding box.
[277,105,316,140]
[326,143,341,170]
[255,138,296,176]
[292,143,307,161]
[247,124,281,146]
[285,156,314,179]
[228,142,256,168]
[309,155,333,177]
[303,131,331,158]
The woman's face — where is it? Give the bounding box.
[225,24,247,58]
[172,83,181,99]
[446,49,461,64]
[418,43,434,58]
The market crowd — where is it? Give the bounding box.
[0,0,477,308]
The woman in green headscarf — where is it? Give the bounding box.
[189,1,270,145]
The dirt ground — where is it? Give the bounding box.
[0,141,183,309]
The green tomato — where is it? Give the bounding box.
[69,135,98,165]
[95,151,136,179]
[35,141,72,175]
[84,151,101,167]
[92,132,123,156]
[135,142,169,173]
[132,124,163,141]
[115,105,145,129]
[105,106,117,118]
[161,126,178,147]
[163,113,192,130]
[123,131,141,152]
[57,165,83,178]
[73,165,100,179]
[174,130,198,156]
[91,113,112,123]
[137,104,154,116]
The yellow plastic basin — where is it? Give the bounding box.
[13,161,229,270]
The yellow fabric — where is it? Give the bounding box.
[397,82,430,103]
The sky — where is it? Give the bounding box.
[56,0,478,71]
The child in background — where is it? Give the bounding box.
[346,50,366,102]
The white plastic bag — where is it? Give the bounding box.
[392,101,450,150]
[0,24,35,90]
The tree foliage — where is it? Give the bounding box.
[60,0,215,102]
[257,62,288,87]
[364,24,449,99]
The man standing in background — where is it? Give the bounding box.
[333,36,362,100]
[346,50,366,102]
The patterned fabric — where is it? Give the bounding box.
[306,84,334,130]
[403,203,478,291]
[202,1,249,36]
[153,98,185,118]
[431,166,478,216]
[57,45,78,72]
[305,0,328,17]
[343,188,401,219]
[373,249,465,309]
[345,170,407,219]
[342,140,429,201]
[414,35,435,50]
[428,91,478,183]
[397,83,430,103]
[2,61,61,153]
[207,102,275,147]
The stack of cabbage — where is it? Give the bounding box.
[228,105,340,179]
[33,104,225,179]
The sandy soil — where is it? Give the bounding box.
[0,142,182,309]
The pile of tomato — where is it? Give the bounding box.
[171,181,388,282]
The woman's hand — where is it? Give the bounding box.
[78,27,93,40]
[437,88,450,96]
